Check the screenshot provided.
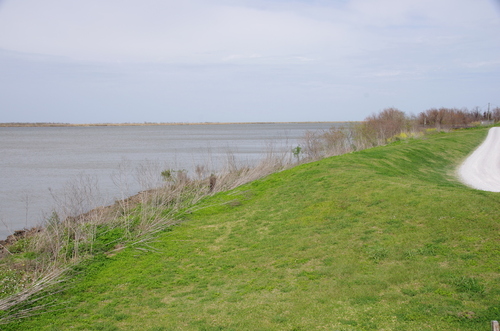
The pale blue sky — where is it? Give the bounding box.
[0,0,499,123]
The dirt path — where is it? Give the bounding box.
[458,127,500,192]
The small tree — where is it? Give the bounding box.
[292,145,302,161]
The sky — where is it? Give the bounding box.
[0,0,499,123]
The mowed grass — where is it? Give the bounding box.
[5,128,500,330]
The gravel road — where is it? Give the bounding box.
[458,127,500,192]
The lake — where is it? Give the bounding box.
[0,122,340,238]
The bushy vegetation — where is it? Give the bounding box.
[298,106,498,161]
[417,107,499,129]
[298,108,416,160]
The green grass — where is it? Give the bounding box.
[4,127,500,330]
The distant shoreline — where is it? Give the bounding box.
[0,121,350,128]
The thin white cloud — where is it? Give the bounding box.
[0,0,497,68]
[0,0,347,63]
[462,60,500,69]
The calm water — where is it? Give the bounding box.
[0,123,339,238]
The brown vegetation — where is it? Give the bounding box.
[417,107,498,129]
[298,105,498,162]
[299,107,416,160]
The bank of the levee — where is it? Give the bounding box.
[4,127,500,330]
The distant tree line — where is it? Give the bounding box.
[299,105,499,160]
[417,107,500,129]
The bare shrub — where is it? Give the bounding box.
[417,106,497,129]
[298,126,355,161]
[360,108,411,145]
[300,130,323,160]
[418,108,471,129]
[135,160,165,191]
[492,107,500,122]
[296,116,412,163]
[293,110,420,164]
[322,126,358,156]
[48,174,102,221]
[212,140,293,192]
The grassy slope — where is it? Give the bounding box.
[6,128,500,330]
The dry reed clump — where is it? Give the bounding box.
[0,268,67,324]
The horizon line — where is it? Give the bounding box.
[0,121,355,128]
